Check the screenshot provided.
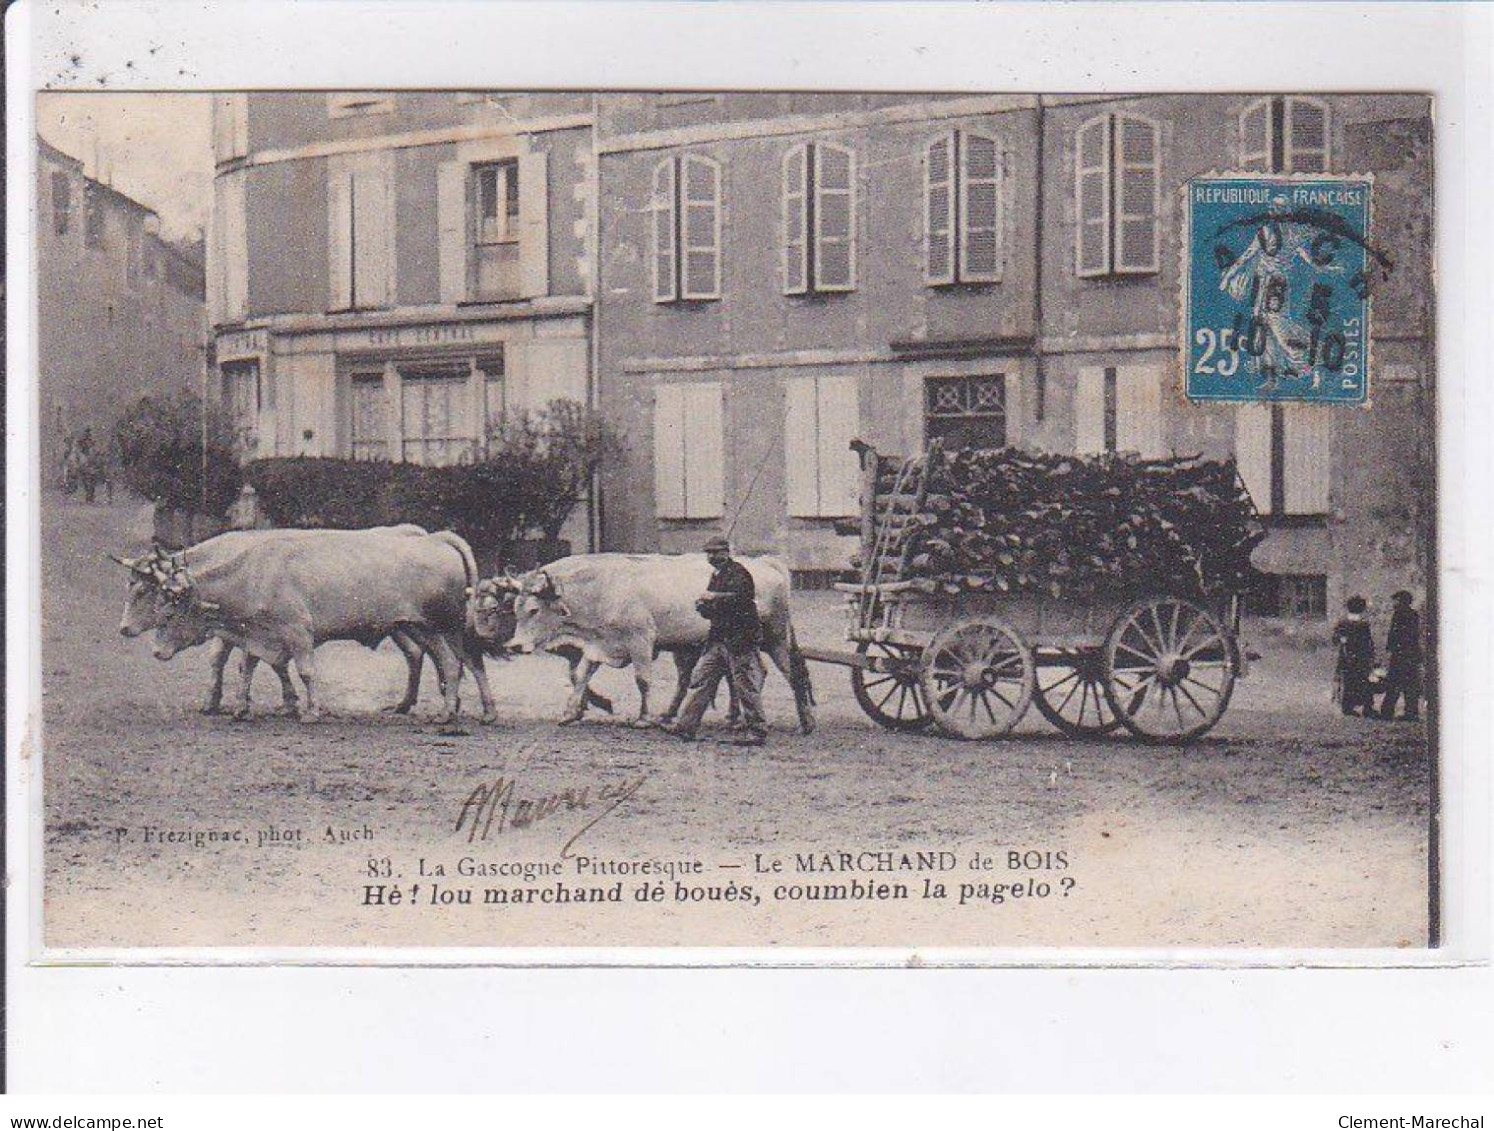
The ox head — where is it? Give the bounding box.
[468,571,522,644]
[499,569,571,655]
[107,545,219,660]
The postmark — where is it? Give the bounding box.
[1183,174,1385,404]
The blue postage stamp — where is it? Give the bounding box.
[1183,174,1381,404]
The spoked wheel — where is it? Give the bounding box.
[1103,596,1237,743]
[850,642,933,733]
[918,617,1035,739]
[1033,648,1122,737]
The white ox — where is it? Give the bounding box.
[118,527,495,723]
[471,553,814,732]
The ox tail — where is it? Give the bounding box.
[430,529,480,588]
[788,622,816,709]
[430,530,484,646]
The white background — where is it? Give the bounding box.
[7,0,1493,1093]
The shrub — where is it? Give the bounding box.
[113,392,243,515]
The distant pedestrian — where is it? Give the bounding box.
[1378,590,1422,721]
[1332,595,1376,717]
[662,535,767,746]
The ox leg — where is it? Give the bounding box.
[661,647,700,723]
[389,630,425,714]
[292,645,323,722]
[630,645,662,729]
[417,631,463,725]
[234,651,260,720]
[202,638,232,715]
[557,646,614,716]
[766,627,816,736]
[559,659,601,725]
[461,641,499,725]
[272,662,301,716]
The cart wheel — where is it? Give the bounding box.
[918,618,1034,739]
[1103,596,1236,743]
[1033,648,1122,737]
[851,642,933,733]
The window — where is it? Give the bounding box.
[221,360,260,453]
[328,92,395,119]
[1246,573,1327,619]
[651,154,721,302]
[474,161,520,245]
[785,375,860,518]
[925,131,1003,285]
[924,375,1007,450]
[654,382,724,519]
[1239,96,1330,174]
[1234,403,1330,517]
[329,154,395,310]
[1075,366,1164,458]
[84,185,105,249]
[782,141,856,295]
[480,354,506,443]
[51,172,72,236]
[350,372,390,460]
[1075,113,1159,278]
[400,364,476,466]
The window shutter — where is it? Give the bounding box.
[1239,98,1272,172]
[1116,365,1164,459]
[518,151,550,298]
[651,158,678,303]
[653,383,687,518]
[352,161,393,308]
[960,132,1002,282]
[328,168,352,309]
[437,161,468,303]
[1286,98,1329,173]
[815,375,861,516]
[784,377,820,517]
[782,145,808,295]
[680,155,721,300]
[221,173,248,321]
[1234,404,1273,515]
[1075,116,1111,277]
[813,143,856,291]
[1115,116,1159,274]
[925,133,956,285]
[684,383,725,519]
[1074,367,1106,455]
[1283,405,1331,514]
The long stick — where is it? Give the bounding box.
[725,435,777,542]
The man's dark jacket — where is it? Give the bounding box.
[701,559,759,648]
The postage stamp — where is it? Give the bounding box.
[1183,174,1380,404]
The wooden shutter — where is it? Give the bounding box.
[680,155,721,300]
[653,383,687,518]
[684,383,724,518]
[518,151,550,298]
[960,132,1002,282]
[782,144,808,295]
[327,166,353,309]
[221,173,248,321]
[351,160,393,308]
[813,143,856,291]
[437,161,468,303]
[651,158,678,303]
[1286,97,1329,173]
[1234,403,1273,515]
[1239,98,1272,172]
[924,133,956,285]
[1075,116,1111,277]
[1283,405,1331,514]
[816,375,861,516]
[1074,367,1106,455]
[784,377,819,516]
[1115,115,1159,274]
[1116,365,1164,459]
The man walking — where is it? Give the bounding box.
[662,535,768,746]
[1332,595,1376,717]
[1378,589,1423,721]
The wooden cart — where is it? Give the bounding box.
[800,441,1247,743]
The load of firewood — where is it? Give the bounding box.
[871,448,1265,600]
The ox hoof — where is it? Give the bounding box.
[200,703,225,717]
[297,709,322,724]
[276,704,300,718]
[480,712,500,726]
[799,715,816,736]
[556,711,585,727]
[633,716,660,730]
[386,703,416,716]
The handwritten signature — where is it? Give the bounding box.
[453,772,649,858]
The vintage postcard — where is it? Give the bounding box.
[25,86,1441,956]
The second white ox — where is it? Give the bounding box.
[472,553,815,733]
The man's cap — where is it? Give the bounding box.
[1346,595,1367,613]
[1392,589,1413,603]
[703,535,731,553]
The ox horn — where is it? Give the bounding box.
[104,552,134,569]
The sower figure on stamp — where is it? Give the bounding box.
[1378,590,1422,721]
[1332,595,1377,718]
[662,535,768,747]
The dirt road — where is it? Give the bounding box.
[37,494,1432,950]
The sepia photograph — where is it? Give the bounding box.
[29,86,1438,952]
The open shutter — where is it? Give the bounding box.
[1116,365,1164,458]
[1286,97,1329,173]
[1234,404,1273,515]
[680,155,721,300]
[960,132,1002,282]
[813,143,856,291]
[221,173,248,321]
[437,161,468,303]
[1075,116,1111,278]
[1075,367,1106,455]
[518,151,549,298]
[816,375,860,516]
[1239,98,1272,172]
[1283,405,1331,514]
[924,133,956,285]
[651,158,678,303]
[782,144,808,295]
[1115,115,1159,274]
[684,383,724,518]
[784,377,819,516]
[328,168,353,309]
[654,383,687,518]
[352,160,392,308]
